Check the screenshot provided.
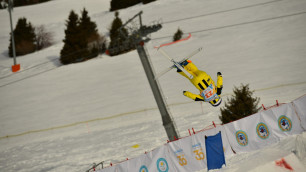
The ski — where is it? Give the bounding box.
[155,47,203,80]
[157,48,194,79]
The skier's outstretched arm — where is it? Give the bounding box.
[183,91,204,101]
[217,72,223,95]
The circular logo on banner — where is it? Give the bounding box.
[256,122,270,139]
[139,165,148,172]
[278,115,292,132]
[156,158,169,172]
[235,130,248,146]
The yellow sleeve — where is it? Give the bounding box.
[183,91,204,101]
[217,73,223,95]
[217,74,223,88]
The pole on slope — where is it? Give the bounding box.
[136,41,179,141]
[2,0,20,72]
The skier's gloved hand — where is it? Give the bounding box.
[217,87,222,95]
[217,72,222,76]
[183,91,187,96]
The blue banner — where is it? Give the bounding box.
[205,131,226,171]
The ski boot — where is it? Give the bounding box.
[176,60,191,72]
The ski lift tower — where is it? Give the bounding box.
[116,11,179,141]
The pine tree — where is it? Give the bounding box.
[173,28,183,42]
[60,10,84,64]
[79,8,99,43]
[79,8,100,59]
[108,11,129,56]
[219,84,261,124]
[8,17,36,57]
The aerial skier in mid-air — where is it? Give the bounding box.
[156,34,223,107]
[176,59,223,107]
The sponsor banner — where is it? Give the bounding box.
[167,126,234,172]
[167,135,206,171]
[147,145,174,172]
[224,113,263,152]
[268,103,304,138]
[223,111,281,153]
[98,95,306,172]
[257,109,282,145]
[292,95,306,130]
[224,102,304,153]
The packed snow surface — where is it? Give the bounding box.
[0,0,306,171]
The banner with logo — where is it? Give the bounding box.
[167,135,206,171]
[224,101,305,153]
[224,110,286,153]
[265,102,304,139]
[166,126,234,171]
[292,95,306,130]
[224,112,263,152]
[148,144,175,172]
[98,95,306,172]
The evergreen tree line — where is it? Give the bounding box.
[110,0,156,11]
[8,18,53,57]
[61,10,137,63]
[5,1,161,64]
[0,0,52,9]
[60,8,106,65]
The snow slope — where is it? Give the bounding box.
[0,0,306,171]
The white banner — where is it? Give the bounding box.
[268,103,304,138]
[224,101,305,153]
[292,95,306,130]
[148,144,175,172]
[167,126,234,171]
[224,112,265,152]
[167,135,206,171]
[98,95,306,172]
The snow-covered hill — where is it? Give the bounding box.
[0,0,306,171]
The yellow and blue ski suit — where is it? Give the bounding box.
[178,61,223,107]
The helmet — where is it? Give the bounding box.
[210,97,222,107]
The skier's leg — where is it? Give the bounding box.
[216,72,223,95]
[177,60,197,80]
[183,61,198,77]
